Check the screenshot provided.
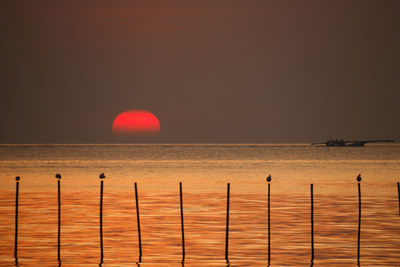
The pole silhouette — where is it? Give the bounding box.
[266,175,271,265]
[357,174,362,265]
[397,182,400,216]
[311,184,314,265]
[55,174,62,264]
[99,173,105,264]
[180,182,185,263]
[225,183,230,264]
[134,182,142,263]
[14,176,20,264]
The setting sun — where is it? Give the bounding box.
[112,110,160,136]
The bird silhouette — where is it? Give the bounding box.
[99,173,106,179]
[356,174,362,182]
[16,176,20,181]
[266,175,272,182]
[55,173,61,179]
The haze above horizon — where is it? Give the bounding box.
[1,1,399,144]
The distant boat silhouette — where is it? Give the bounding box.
[311,139,394,147]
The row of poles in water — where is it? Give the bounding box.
[13,174,400,266]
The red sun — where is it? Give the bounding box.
[112,110,160,136]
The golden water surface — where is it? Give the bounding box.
[0,144,399,266]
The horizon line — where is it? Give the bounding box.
[0,142,398,146]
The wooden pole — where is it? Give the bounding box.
[357,175,362,265]
[397,182,400,216]
[14,176,20,263]
[180,182,185,263]
[267,175,271,265]
[99,173,105,263]
[311,184,314,265]
[225,183,230,263]
[135,182,142,262]
[56,174,62,264]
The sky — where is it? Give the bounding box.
[1,0,399,144]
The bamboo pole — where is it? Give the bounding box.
[267,175,271,265]
[134,182,142,263]
[357,174,362,265]
[225,183,230,263]
[311,184,314,265]
[180,182,185,263]
[99,173,105,263]
[56,174,62,264]
[14,176,20,264]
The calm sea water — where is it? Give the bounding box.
[0,144,399,266]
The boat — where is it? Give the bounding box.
[311,139,394,147]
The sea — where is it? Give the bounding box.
[0,144,399,266]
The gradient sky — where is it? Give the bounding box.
[1,1,399,143]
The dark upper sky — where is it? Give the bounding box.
[1,1,399,143]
